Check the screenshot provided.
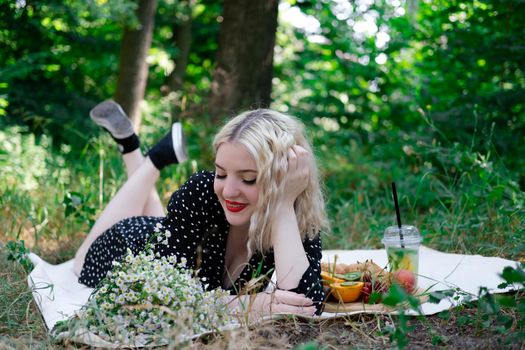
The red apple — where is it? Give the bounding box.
[393,269,416,294]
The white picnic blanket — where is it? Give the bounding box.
[28,246,521,346]
[320,246,520,316]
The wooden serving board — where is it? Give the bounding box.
[323,289,428,314]
[324,300,391,313]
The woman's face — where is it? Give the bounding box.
[213,141,260,229]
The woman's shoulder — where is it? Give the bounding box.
[166,170,219,213]
[172,170,216,197]
[186,170,215,183]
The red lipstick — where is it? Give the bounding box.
[225,200,247,212]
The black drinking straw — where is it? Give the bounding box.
[391,182,405,248]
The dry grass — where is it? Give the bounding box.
[1,128,523,349]
[0,248,53,349]
[1,242,523,350]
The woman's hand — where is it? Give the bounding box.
[281,145,311,205]
[247,290,316,318]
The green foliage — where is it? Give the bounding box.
[412,1,525,167]
[499,264,525,287]
[273,1,525,259]
[150,0,222,96]
[5,239,33,273]
[0,0,137,147]
[294,341,325,350]
[379,283,420,348]
[275,0,525,186]
[0,125,68,192]
[0,246,48,343]
[426,264,525,346]
[380,263,525,348]
[63,191,97,227]
[0,0,524,347]
[317,118,524,258]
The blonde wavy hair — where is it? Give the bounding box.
[213,109,330,254]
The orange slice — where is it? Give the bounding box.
[330,281,364,303]
[321,271,345,286]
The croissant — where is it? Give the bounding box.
[322,260,388,279]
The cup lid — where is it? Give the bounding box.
[382,225,422,245]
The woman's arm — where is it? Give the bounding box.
[271,145,311,290]
[272,203,310,290]
[270,146,325,314]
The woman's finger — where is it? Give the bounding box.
[299,153,309,175]
[273,290,313,306]
[287,147,297,172]
[272,303,316,316]
[290,145,309,172]
[292,144,307,154]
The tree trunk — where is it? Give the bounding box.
[208,0,279,121]
[162,13,192,94]
[114,0,158,132]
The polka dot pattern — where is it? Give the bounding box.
[79,171,325,314]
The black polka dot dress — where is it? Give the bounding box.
[79,171,325,313]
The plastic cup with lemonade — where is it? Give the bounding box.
[382,225,422,293]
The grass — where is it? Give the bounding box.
[0,245,53,349]
[0,118,524,348]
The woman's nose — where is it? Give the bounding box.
[222,178,240,198]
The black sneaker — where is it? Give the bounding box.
[148,122,188,169]
[89,100,135,139]
[171,122,188,163]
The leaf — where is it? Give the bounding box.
[294,341,322,350]
[478,295,499,315]
[456,315,471,326]
[496,314,514,330]
[495,295,516,308]
[438,310,450,320]
[517,302,525,313]
[428,290,454,304]
[500,265,525,285]
[431,334,449,345]
[382,284,408,307]
[63,191,85,217]
[488,185,505,202]
[408,295,422,309]
[5,239,33,273]
[368,292,383,304]
[481,319,492,329]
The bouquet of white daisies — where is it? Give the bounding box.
[62,224,233,346]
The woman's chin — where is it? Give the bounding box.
[225,213,250,228]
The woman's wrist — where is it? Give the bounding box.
[222,294,243,315]
[222,294,257,315]
[275,201,295,218]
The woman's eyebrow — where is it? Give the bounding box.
[214,163,257,173]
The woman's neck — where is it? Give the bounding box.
[223,225,250,289]
[227,225,249,248]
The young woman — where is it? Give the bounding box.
[74,102,329,316]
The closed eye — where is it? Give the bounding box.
[243,179,256,185]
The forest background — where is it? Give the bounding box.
[1,0,524,348]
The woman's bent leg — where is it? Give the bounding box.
[73,157,160,275]
[122,149,164,217]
